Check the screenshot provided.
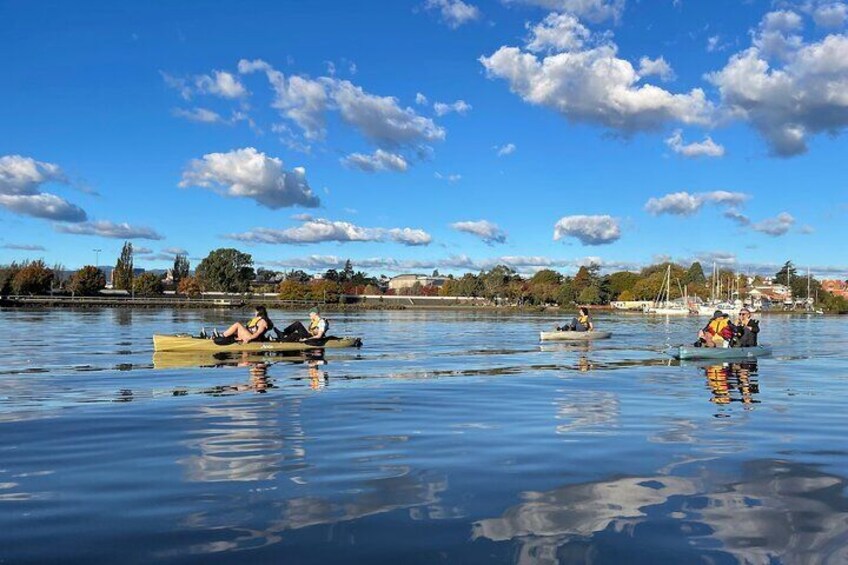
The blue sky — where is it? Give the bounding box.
[2,0,847,277]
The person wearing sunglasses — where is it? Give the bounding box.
[733,308,760,347]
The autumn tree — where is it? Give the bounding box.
[133,272,164,296]
[68,266,106,296]
[11,260,54,295]
[177,276,203,297]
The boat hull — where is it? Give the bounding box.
[667,344,772,360]
[153,334,362,353]
[540,330,612,341]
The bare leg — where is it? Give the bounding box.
[223,322,252,340]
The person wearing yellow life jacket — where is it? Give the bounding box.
[558,307,594,332]
[276,307,330,342]
[218,305,275,344]
[696,310,735,348]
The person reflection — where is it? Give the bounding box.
[705,361,759,407]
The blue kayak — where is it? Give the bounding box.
[668,344,772,361]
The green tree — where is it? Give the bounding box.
[342,259,355,282]
[11,260,54,295]
[578,286,602,305]
[133,272,164,296]
[684,262,707,285]
[607,271,639,300]
[68,266,106,296]
[172,254,190,289]
[480,265,516,301]
[195,248,255,292]
[455,273,483,297]
[113,241,134,291]
[557,279,576,306]
[285,269,311,283]
[0,262,22,296]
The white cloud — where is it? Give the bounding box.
[752,212,794,236]
[179,147,319,209]
[0,155,87,222]
[424,0,482,28]
[435,172,462,182]
[723,208,751,226]
[172,107,225,123]
[645,191,749,216]
[0,193,87,222]
[238,59,445,151]
[553,215,621,245]
[227,217,432,246]
[2,243,46,251]
[496,143,517,156]
[55,221,164,240]
[433,100,472,116]
[707,35,729,53]
[526,12,591,53]
[480,21,713,134]
[341,149,409,172]
[451,220,507,244]
[813,3,847,28]
[665,130,726,157]
[504,0,625,24]
[638,56,676,82]
[162,70,248,100]
[416,92,429,105]
[707,11,848,156]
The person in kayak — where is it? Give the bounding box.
[696,310,735,348]
[218,305,275,343]
[558,307,594,332]
[276,307,329,342]
[731,308,760,347]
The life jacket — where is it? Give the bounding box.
[707,317,732,339]
[309,317,329,335]
[577,314,590,326]
[247,315,274,338]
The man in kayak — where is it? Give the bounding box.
[276,307,329,342]
[732,308,760,347]
[558,307,594,332]
[218,305,274,344]
[696,310,735,348]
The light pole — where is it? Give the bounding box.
[93,248,102,267]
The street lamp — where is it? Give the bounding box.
[93,248,102,267]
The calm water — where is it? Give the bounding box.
[1,308,847,564]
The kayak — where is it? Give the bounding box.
[152,351,320,369]
[667,344,772,361]
[153,334,362,353]
[540,330,612,341]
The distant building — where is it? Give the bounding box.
[822,280,848,299]
[388,274,448,291]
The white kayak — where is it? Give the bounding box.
[540,330,612,341]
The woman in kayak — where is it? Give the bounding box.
[696,310,735,348]
[277,307,329,342]
[219,305,274,343]
[558,307,594,332]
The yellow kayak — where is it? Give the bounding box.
[153,334,362,353]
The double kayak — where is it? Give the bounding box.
[540,330,612,341]
[153,334,362,353]
[667,344,772,361]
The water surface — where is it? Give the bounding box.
[1,308,846,563]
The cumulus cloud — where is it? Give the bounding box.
[553,215,621,245]
[238,59,445,151]
[638,56,676,81]
[2,243,46,251]
[707,10,848,156]
[162,70,247,100]
[751,212,795,236]
[504,0,625,24]
[526,13,591,53]
[179,147,319,209]
[423,0,482,28]
[451,220,507,244]
[645,191,749,216]
[480,18,713,134]
[172,107,225,124]
[227,217,432,246]
[341,149,409,172]
[416,92,429,105]
[665,130,726,157]
[433,100,472,116]
[0,155,87,222]
[723,208,751,226]
[813,2,847,28]
[496,143,517,156]
[0,193,88,222]
[55,221,164,240]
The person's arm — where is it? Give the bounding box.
[588,319,594,331]
[241,320,268,343]
[312,321,326,339]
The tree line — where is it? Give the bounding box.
[2,247,847,312]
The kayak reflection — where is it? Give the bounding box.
[703,361,760,408]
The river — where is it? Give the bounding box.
[1,308,846,563]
